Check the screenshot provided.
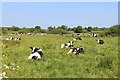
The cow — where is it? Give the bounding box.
[73,37,82,41]
[92,33,98,37]
[28,47,44,60]
[67,47,84,55]
[14,38,21,41]
[77,33,80,36]
[5,37,14,40]
[61,41,74,48]
[10,37,14,40]
[97,39,105,44]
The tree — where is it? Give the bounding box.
[40,29,47,33]
[35,26,41,30]
[60,25,68,30]
[84,27,87,30]
[48,26,54,31]
[18,28,30,34]
[100,25,119,37]
[68,27,73,31]
[87,26,92,32]
[93,27,99,31]
[108,25,118,36]
[2,27,8,34]
[57,25,68,30]
[29,28,35,32]
[48,29,68,34]
[11,26,19,31]
[74,25,83,33]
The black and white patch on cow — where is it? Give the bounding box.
[14,38,21,41]
[73,37,83,41]
[6,37,14,40]
[61,41,74,48]
[97,39,105,44]
[10,37,14,40]
[92,33,98,37]
[67,47,84,55]
[5,37,21,41]
[28,47,44,60]
[77,33,80,36]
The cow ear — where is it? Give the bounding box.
[30,47,33,50]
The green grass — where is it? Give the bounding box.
[1,34,118,78]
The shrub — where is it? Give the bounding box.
[47,29,68,34]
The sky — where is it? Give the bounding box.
[1,0,119,2]
[1,2,118,29]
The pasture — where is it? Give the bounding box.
[1,34,118,78]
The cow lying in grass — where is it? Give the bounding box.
[67,47,84,55]
[6,37,14,40]
[14,38,21,41]
[28,47,44,60]
[61,41,74,48]
[6,37,21,41]
[92,33,98,37]
[97,39,105,44]
[73,37,83,41]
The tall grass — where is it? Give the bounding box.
[2,34,118,78]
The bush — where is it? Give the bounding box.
[99,25,119,37]
[101,25,119,37]
[2,28,8,35]
[99,30,109,37]
[47,29,68,34]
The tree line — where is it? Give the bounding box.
[2,24,119,37]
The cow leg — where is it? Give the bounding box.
[67,49,73,54]
[28,54,34,59]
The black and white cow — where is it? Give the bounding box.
[28,47,44,60]
[6,37,14,40]
[61,41,74,48]
[67,47,84,55]
[92,33,98,37]
[14,38,21,41]
[10,37,14,40]
[73,37,82,41]
[97,39,104,44]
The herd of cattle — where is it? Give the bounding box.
[27,33,104,60]
[4,33,105,60]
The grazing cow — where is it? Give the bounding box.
[73,37,82,41]
[28,47,44,60]
[61,41,74,48]
[67,47,84,55]
[97,39,105,44]
[92,33,98,37]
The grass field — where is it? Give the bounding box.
[1,34,118,78]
